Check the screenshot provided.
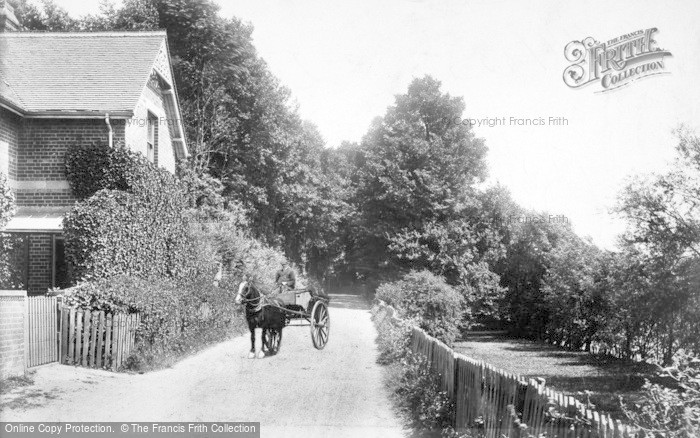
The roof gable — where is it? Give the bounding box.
[0,31,167,115]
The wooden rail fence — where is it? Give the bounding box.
[27,296,59,367]
[375,301,640,438]
[59,308,140,371]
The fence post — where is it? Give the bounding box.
[105,313,113,369]
[23,291,29,373]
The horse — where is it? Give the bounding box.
[234,280,286,358]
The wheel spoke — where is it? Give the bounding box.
[310,301,329,349]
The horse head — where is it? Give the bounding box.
[235,279,249,304]
[235,278,261,311]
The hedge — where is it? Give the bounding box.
[64,142,154,200]
[187,207,306,292]
[0,172,19,289]
[63,143,201,282]
[376,270,464,346]
[63,275,245,371]
[60,142,299,370]
[0,171,14,227]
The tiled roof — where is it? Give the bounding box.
[0,31,166,115]
[0,71,24,110]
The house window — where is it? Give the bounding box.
[147,113,157,164]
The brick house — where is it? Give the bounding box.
[0,2,188,294]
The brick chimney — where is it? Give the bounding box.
[0,1,20,32]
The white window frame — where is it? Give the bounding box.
[146,112,157,163]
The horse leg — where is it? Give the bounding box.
[274,328,283,355]
[275,309,286,355]
[257,335,265,359]
[262,328,271,356]
[248,324,256,359]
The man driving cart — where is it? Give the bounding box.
[274,260,296,292]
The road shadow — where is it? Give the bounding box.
[328,293,370,310]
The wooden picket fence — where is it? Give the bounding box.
[376,301,640,438]
[27,296,59,367]
[59,307,140,371]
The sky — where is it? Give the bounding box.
[51,0,700,249]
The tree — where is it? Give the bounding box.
[618,127,700,259]
[15,0,350,273]
[541,231,609,350]
[614,127,700,363]
[496,212,575,339]
[350,76,488,280]
[9,0,77,31]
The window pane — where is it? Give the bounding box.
[147,118,155,143]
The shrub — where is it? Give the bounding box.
[376,270,464,345]
[188,209,303,293]
[0,234,26,289]
[63,275,246,371]
[372,301,455,433]
[0,172,19,288]
[371,305,412,365]
[0,172,14,227]
[63,143,202,282]
[393,352,454,432]
[176,161,228,214]
[64,142,152,200]
[622,352,700,438]
[63,189,194,281]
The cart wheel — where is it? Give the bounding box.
[310,300,329,350]
[263,329,282,355]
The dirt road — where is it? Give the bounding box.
[0,294,406,438]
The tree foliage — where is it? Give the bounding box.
[14,0,700,376]
[612,127,700,363]
[15,0,349,279]
[351,76,487,273]
[0,172,15,228]
[63,144,195,282]
[0,172,19,289]
[376,270,464,346]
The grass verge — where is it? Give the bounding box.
[371,304,455,437]
[453,332,665,420]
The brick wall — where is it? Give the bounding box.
[18,118,125,180]
[0,290,26,379]
[27,234,52,295]
[14,189,75,207]
[0,107,20,179]
[14,118,126,207]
